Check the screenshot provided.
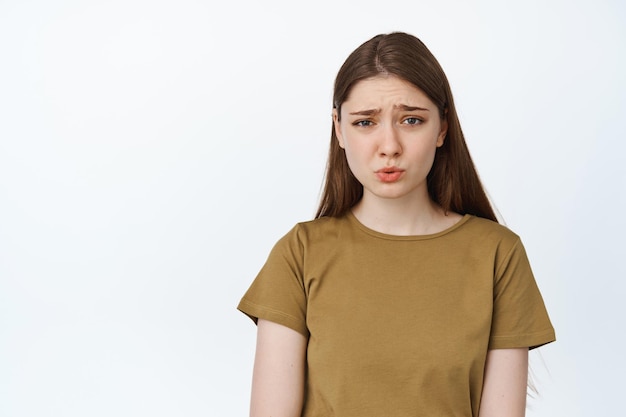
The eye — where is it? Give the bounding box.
[403,117,423,125]
[353,120,374,127]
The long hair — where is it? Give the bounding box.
[315,32,498,223]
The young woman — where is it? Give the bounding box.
[238,32,555,417]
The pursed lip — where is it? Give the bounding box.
[375,166,404,174]
[375,166,405,183]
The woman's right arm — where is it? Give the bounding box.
[250,319,307,417]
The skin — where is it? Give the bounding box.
[479,348,529,417]
[250,75,530,417]
[333,75,460,235]
[250,319,306,417]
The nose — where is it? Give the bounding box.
[378,124,402,157]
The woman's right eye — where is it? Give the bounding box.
[353,120,373,127]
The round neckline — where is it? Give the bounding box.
[346,211,472,241]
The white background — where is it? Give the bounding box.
[1,0,624,415]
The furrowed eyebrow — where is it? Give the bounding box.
[349,108,381,116]
[394,104,429,112]
[348,105,429,116]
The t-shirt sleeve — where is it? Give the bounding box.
[237,225,309,337]
[489,238,556,350]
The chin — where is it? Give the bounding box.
[366,184,426,201]
[371,190,414,200]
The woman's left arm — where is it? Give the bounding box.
[478,348,529,417]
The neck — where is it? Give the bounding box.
[352,191,460,236]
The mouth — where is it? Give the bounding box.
[377,167,402,174]
[375,167,404,183]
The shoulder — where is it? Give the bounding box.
[460,215,521,243]
[452,216,528,265]
[286,215,349,241]
[459,216,537,278]
[272,216,349,252]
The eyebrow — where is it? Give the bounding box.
[348,104,430,116]
[396,104,429,112]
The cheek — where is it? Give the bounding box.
[342,144,367,176]
[342,139,369,161]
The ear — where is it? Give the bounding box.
[332,109,345,149]
[436,115,448,148]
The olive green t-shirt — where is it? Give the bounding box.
[238,213,555,417]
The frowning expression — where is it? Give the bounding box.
[333,75,447,204]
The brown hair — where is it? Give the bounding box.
[315,32,498,223]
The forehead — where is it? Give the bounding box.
[342,75,435,110]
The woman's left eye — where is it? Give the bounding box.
[403,117,422,125]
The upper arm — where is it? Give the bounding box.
[250,319,307,417]
[479,348,529,417]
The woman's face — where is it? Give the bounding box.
[333,75,447,205]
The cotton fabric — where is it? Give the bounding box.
[238,213,555,416]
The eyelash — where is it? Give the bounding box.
[403,117,423,125]
[352,117,423,127]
